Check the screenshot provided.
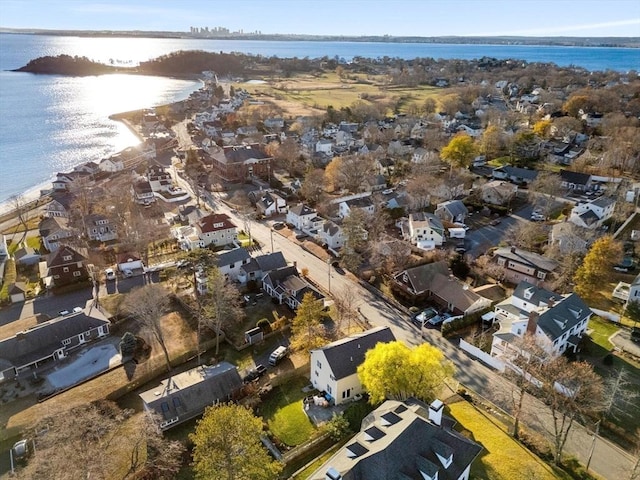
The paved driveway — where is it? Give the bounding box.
[611,329,640,357]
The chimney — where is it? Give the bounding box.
[527,311,540,335]
[429,399,444,426]
[510,246,516,253]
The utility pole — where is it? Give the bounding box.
[586,419,600,472]
[327,259,331,293]
[270,228,274,252]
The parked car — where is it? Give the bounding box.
[295,232,309,241]
[332,261,345,275]
[427,312,451,327]
[243,364,267,383]
[412,307,438,327]
[105,268,116,281]
[272,222,285,230]
[490,217,502,226]
[631,327,640,343]
[455,242,466,253]
[530,212,545,221]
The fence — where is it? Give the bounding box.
[459,339,506,372]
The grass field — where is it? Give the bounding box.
[448,400,567,480]
[588,316,620,350]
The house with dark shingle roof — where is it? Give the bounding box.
[239,251,287,285]
[492,165,538,185]
[40,246,89,288]
[0,304,110,381]
[560,169,592,191]
[569,196,616,229]
[435,200,468,224]
[39,216,73,252]
[338,195,375,219]
[139,362,242,431]
[407,213,445,250]
[392,261,490,314]
[490,281,592,359]
[262,265,324,309]
[308,398,482,480]
[215,247,251,280]
[255,191,287,217]
[493,246,558,288]
[286,204,323,232]
[310,326,396,405]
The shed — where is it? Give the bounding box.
[245,327,264,345]
[9,282,26,303]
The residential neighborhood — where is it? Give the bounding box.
[1,43,639,480]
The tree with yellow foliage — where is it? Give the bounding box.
[573,235,622,298]
[441,133,476,176]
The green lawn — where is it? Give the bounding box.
[448,400,567,480]
[261,376,317,447]
[588,316,620,350]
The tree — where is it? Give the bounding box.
[574,236,622,298]
[17,401,183,480]
[325,413,352,441]
[9,194,33,244]
[291,291,326,352]
[119,331,138,356]
[480,124,506,159]
[528,170,564,217]
[202,267,243,356]
[537,357,604,465]
[509,130,540,165]
[300,168,325,204]
[504,221,549,253]
[341,209,368,272]
[124,284,172,372]
[190,404,283,480]
[532,119,552,138]
[625,300,640,325]
[441,133,476,176]
[357,341,454,405]
[332,285,361,334]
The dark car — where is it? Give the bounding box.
[332,261,345,275]
[631,327,640,344]
[243,364,268,383]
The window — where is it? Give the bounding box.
[314,370,319,378]
[63,255,72,261]
[537,271,546,280]
[53,274,60,279]
[327,385,332,394]
[316,360,322,369]
[497,258,506,267]
[63,267,69,273]
[73,271,81,277]
[62,338,71,346]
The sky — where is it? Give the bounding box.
[2,0,640,37]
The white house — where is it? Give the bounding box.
[407,212,445,249]
[490,281,592,360]
[215,247,252,281]
[315,139,333,154]
[39,216,73,252]
[85,214,117,242]
[320,221,345,251]
[132,180,156,205]
[116,253,145,275]
[173,225,203,251]
[569,196,616,229]
[338,195,375,219]
[196,213,238,248]
[626,273,640,307]
[286,204,323,232]
[310,326,396,405]
[256,191,287,217]
[99,157,124,173]
[261,265,324,310]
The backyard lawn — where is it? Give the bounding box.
[588,316,620,350]
[260,376,316,447]
[448,400,567,480]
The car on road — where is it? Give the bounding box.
[272,222,285,230]
[489,217,502,226]
[530,212,545,221]
[631,327,640,343]
[455,242,466,253]
[331,261,346,275]
[72,306,83,314]
[412,307,438,327]
[242,364,267,383]
[105,268,116,281]
[295,232,309,241]
[58,310,70,316]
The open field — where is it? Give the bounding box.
[237,71,441,117]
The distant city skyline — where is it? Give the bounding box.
[2,0,639,38]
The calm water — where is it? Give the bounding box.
[1,33,639,203]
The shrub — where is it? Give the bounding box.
[119,332,137,356]
[343,402,374,432]
[603,353,614,366]
[324,413,352,441]
[256,318,271,332]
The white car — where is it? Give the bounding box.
[105,268,116,281]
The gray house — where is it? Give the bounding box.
[435,200,468,224]
[139,362,243,430]
[0,305,110,382]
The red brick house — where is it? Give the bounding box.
[209,144,272,182]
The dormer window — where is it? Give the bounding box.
[63,255,72,261]
[523,288,534,300]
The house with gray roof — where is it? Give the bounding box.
[492,165,538,185]
[435,200,468,224]
[262,265,324,309]
[407,213,445,250]
[309,398,482,480]
[493,246,558,288]
[310,327,395,405]
[569,196,616,230]
[238,251,287,285]
[0,304,110,382]
[490,281,592,359]
[255,191,287,217]
[392,261,490,314]
[320,220,345,251]
[139,362,242,430]
[39,216,73,252]
[214,247,251,281]
[338,195,375,219]
[286,204,323,233]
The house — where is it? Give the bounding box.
[197,213,238,248]
[321,221,345,251]
[481,180,518,206]
[44,194,74,218]
[132,180,156,205]
[215,247,251,280]
[338,195,375,219]
[560,170,592,192]
[392,261,491,314]
[99,156,124,173]
[493,247,558,288]
[256,191,287,217]
[550,223,589,254]
[308,398,482,480]
[315,139,334,154]
[173,225,203,251]
[262,265,324,310]
[264,117,285,130]
[85,214,117,242]
[287,204,323,232]
[39,216,73,252]
[625,273,640,306]
[9,282,27,304]
[207,144,272,183]
[139,362,243,431]
[569,196,616,230]
[117,253,145,275]
[490,281,592,359]
[0,304,110,381]
[491,166,538,185]
[13,244,40,266]
[407,213,445,249]
[40,246,89,288]
[238,251,287,285]
[310,327,396,405]
[435,200,468,224]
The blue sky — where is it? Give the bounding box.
[2,0,639,37]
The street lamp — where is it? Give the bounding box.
[327,259,331,293]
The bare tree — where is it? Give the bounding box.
[528,170,565,217]
[202,267,243,356]
[9,194,33,244]
[332,285,361,334]
[124,284,172,372]
[504,221,549,253]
